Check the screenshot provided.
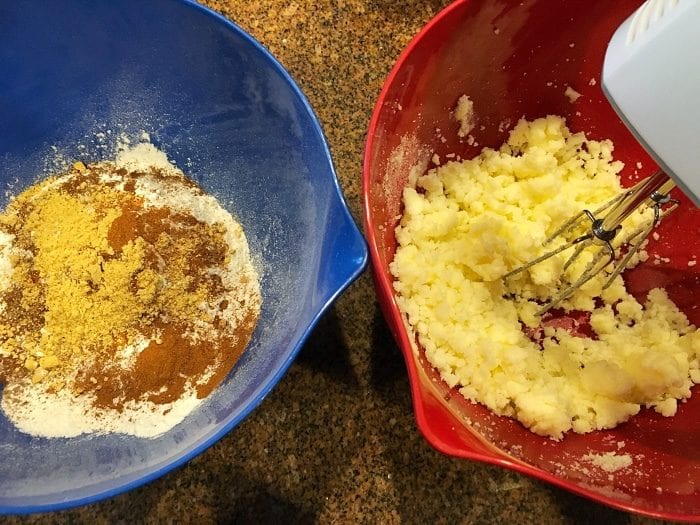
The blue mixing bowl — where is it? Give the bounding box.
[0,0,367,513]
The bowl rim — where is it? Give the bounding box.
[361,0,698,521]
[1,0,367,515]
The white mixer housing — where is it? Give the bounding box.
[603,0,700,206]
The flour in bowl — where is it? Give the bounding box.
[0,140,262,438]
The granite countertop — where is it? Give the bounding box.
[6,1,671,524]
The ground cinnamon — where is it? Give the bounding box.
[0,158,261,420]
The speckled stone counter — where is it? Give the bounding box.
[5,1,671,524]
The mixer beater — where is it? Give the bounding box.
[503,170,679,314]
[503,0,698,313]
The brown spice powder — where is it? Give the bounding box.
[0,161,261,411]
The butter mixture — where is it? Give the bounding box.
[391,116,699,439]
[0,142,261,438]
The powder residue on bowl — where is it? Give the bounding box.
[390,115,699,439]
[0,141,262,438]
[582,451,633,473]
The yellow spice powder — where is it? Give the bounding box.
[0,165,222,390]
[0,147,262,438]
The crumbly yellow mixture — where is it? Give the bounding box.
[391,116,700,439]
[0,162,231,392]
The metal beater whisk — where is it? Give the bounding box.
[502,170,679,314]
[501,0,700,314]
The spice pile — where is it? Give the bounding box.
[0,142,261,438]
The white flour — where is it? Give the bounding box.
[0,139,261,438]
[115,138,176,173]
[2,384,203,439]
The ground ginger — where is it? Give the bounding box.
[0,156,261,425]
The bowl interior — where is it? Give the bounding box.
[0,0,366,512]
[364,0,699,520]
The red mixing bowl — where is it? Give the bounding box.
[363,0,700,520]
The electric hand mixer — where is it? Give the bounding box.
[504,0,700,312]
